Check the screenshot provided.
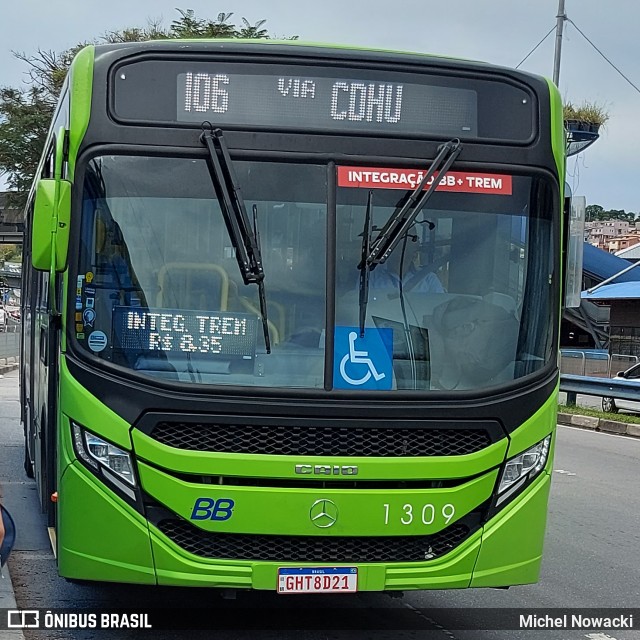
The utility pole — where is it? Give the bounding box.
[553,0,566,86]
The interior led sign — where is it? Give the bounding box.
[113,307,258,359]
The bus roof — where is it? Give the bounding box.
[88,38,550,86]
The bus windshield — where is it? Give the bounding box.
[75,155,555,391]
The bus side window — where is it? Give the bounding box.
[41,138,56,179]
[36,271,48,311]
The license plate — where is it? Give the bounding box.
[277,567,358,594]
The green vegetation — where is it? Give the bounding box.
[563,101,610,126]
[585,204,638,222]
[0,244,22,263]
[559,403,640,425]
[0,10,297,207]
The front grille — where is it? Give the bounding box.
[148,422,491,457]
[157,519,471,563]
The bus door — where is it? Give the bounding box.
[32,268,58,526]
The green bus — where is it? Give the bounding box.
[21,40,565,593]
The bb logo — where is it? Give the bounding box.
[190,497,235,521]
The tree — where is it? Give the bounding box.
[0,244,21,263]
[0,87,51,199]
[0,10,297,207]
[585,204,604,222]
[585,204,638,223]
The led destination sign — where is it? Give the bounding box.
[113,307,257,358]
[112,60,535,141]
[177,71,477,136]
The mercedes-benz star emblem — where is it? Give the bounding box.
[309,499,338,528]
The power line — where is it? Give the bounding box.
[567,18,640,96]
[516,24,557,69]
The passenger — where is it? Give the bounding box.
[366,240,445,298]
[433,296,519,389]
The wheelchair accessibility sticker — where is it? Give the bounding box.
[333,326,393,390]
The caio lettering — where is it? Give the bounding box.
[294,464,359,476]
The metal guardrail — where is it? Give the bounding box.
[560,350,610,377]
[559,374,640,402]
[610,354,639,375]
[0,330,20,362]
[560,350,639,378]
[0,231,23,244]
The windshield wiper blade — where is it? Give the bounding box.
[201,126,263,283]
[366,139,462,267]
[200,125,271,353]
[357,190,374,338]
[252,204,271,353]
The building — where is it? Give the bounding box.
[607,234,640,253]
[0,192,24,244]
[583,280,640,369]
[562,243,640,350]
[585,219,631,249]
[615,243,640,263]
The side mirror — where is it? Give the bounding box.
[31,179,71,272]
[31,180,55,271]
[616,371,626,378]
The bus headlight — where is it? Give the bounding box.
[72,424,137,493]
[496,436,551,505]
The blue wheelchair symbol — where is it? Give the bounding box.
[333,327,393,390]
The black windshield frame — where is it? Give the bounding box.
[110,54,537,144]
[67,144,561,399]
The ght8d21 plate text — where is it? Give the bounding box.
[277,567,358,594]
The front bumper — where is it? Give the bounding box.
[57,457,550,590]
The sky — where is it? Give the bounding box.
[1,0,639,212]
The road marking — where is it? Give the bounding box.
[559,425,640,442]
[401,601,459,638]
[585,633,618,640]
[554,469,577,476]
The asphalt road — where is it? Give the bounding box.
[1,368,639,640]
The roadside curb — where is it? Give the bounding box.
[0,564,26,639]
[558,412,640,438]
[0,362,19,376]
[0,368,26,639]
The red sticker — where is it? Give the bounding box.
[337,166,512,195]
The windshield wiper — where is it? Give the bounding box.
[251,203,271,351]
[365,139,462,268]
[200,125,271,353]
[357,190,374,337]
